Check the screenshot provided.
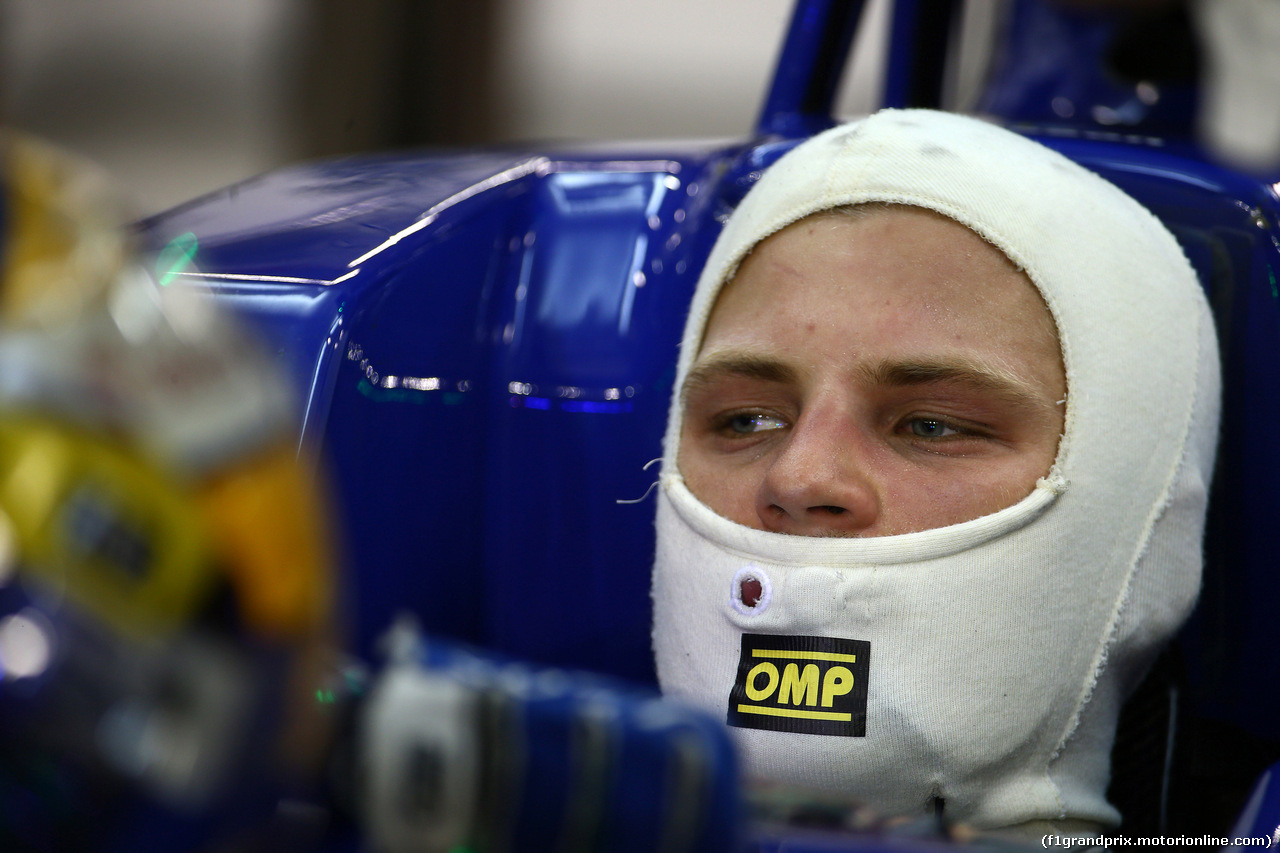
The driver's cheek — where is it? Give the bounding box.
[677,428,765,529]
[884,440,1056,532]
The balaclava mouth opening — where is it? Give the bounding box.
[652,109,1220,832]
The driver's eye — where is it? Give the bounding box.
[726,413,786,434]
[908,418,958,438]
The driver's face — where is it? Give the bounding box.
[677,207,1067,537]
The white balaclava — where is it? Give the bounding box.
[652,110,1220,831]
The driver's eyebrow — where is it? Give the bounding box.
[681,352,798,405]
[857,357,1050,412]
[681,351,1055,414]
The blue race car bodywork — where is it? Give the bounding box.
[140,0,1280,842]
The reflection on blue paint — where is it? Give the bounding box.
[533,172,671,333]
[508,395,632,414]
[561,400,632,414]
[359,379,468,405]
[157,232,198,285]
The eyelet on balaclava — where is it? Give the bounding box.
[652,110,1220,831]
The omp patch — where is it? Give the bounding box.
[727,633,869,737]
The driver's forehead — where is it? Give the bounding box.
[697,207,1063,394]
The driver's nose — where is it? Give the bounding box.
[756,410,880,536]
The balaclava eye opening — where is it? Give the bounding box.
[651,109,1220,832]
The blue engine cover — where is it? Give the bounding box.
[141,143,758,685]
